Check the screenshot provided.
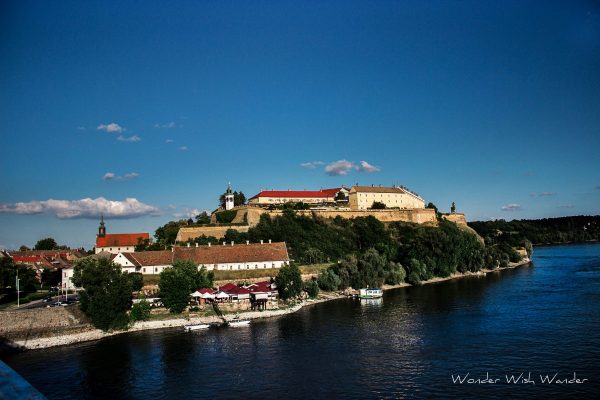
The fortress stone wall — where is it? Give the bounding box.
[442,213,468,226]
[180,207,438,242]
[176,225,250,242]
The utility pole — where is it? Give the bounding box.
[16,270,20,308]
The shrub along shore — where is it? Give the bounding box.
[9,256,531,351]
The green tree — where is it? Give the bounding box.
[451,202,456,213]
[195,211,211,225]
[1,256,16,289]
[385,262,406,285]
[317,268,341,291]
[154,220,188,247]
[19,245,30,252]
[34,237,58,250]
[216,210,237,223]
[303,279,320,298]
[41,268,62,288]
[128,273,144,292]
[72,257,133,331]
[371,201,386,209]
[130,299,151,322]
[304,248,325,264]
[275,263,302,300]
[159,260,213,313]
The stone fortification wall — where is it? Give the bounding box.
[442,213,468,226]
[267,208,437,225]
[213,206,438,227]
[176,225,250,242]
[0,307,93,341]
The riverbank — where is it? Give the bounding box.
[5,258,531,351]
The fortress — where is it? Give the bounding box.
[176,184,467,242]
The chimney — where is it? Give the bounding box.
[246,240,249,245]
[260,240,263,244]
[269,239,272,244]
[231,241,234,246]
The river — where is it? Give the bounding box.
[3,243,600,399]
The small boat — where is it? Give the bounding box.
[227,317,251,327]
[184,323,210,331]
[358,288,383,299]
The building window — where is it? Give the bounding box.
[143,268,146,273]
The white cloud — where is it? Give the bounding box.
[501,204,523,211]
[322,159,381,175]
[179,146,188,151]
[173,208,205,218]
[154,122,176,129]
[97,123,124,133]
[123,172,139,179]
[325,160,355,176]
[0,197,159,219]
[165,139,174,144]
[77,126,86,131]
[117,135,141,142]
[103,172,139,181]
[300,161,324,169]
[357,160,380,173]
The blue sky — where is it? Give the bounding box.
[1,0,599,249]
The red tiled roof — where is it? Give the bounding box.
[219,282,237,292]
[174,242,289,265]
[250,188,342,200]
[96,233,149,248]
[198,288,215,294]
[123,251,172,267]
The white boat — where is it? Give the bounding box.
[184,323,210,331]
[358,288,383,299]
[227,318,251,327]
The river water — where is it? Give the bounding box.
[3,243,600,399]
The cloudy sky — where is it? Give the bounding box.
[1,0,599,249]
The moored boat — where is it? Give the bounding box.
[228,318,251,327]
[184,323,210,331]
[358,288,383,299]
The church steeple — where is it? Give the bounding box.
[98,215,106,237]
[225,182,234,210]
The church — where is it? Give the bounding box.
[95,216,150,254]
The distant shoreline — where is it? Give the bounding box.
[8,257,532,351]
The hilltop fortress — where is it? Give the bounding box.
[176,184,467,242]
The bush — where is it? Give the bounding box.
[216,210,237,223]
[130,300,151,322]
[371,201,386,209]
[303,280,320,298]
[317,269,341,291]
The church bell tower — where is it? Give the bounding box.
[98,215,106,237]
[225,183,234,210]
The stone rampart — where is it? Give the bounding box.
[176,225,250,242]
